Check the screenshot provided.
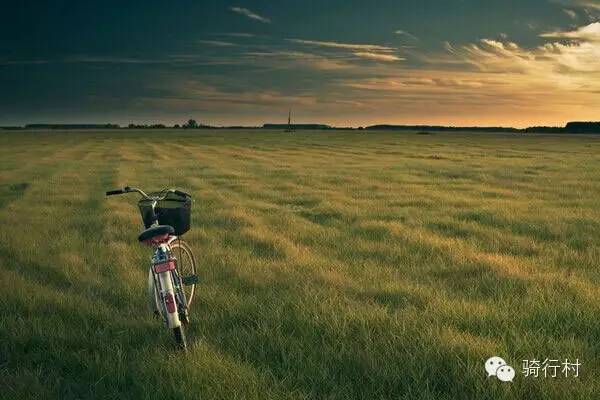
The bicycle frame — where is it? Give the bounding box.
[142,195,188,328]
[106,185,192,349]
[149,241,184,329]
[148,236,187,328]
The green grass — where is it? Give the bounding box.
[1,129,599,399]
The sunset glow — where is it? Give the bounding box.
[1,1,599,127]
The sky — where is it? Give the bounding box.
[1,0,599,127]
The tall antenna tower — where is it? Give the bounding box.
[285,108,294,132]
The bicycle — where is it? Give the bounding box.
[106,186,198,350]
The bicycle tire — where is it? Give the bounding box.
[173,326,187,351]
[170,239,197,308]
[147,269,160,316]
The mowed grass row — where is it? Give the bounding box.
[0,129,599,399]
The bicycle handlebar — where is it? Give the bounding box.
[105,186,191,200]
[123,186,151,199]
[106,189,125,196]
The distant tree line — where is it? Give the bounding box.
[263,123,331,130]
[523,126,566,133]
[364,125,520,133]
[23,123,120,129]
[127,119,211,129]
[364,123,600,134]
[564,122,600,133]
[128,123,167,129]
[523,122,600,133]
[3,120,599,133]
[10,119,215,130]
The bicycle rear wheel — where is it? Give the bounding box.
[173,326,187,351]
[170,239,197,308]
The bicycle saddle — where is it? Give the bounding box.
[138,225,175,242]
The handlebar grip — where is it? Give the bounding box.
[106,189,125,196]
[174,190,190,197]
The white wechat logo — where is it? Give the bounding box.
[496,365,515,382]
[485,357,506,377]
[485,356,515,382]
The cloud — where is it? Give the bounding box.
[229,7,271,23]
[552,0,600,10]
[553,0,600,20]
[142,20,600,127]
[416,23,600,104]
[353,52,403,62]
[332,53,599,126]
[394,30,418,41]
[525,22,538,30]
[539,41,600,72]
[143,79,318,112]
[226,33,256,38]
[0,55,188,66]
[383,22,600,124]
[452,36,600,75]
[571,0,600,9]
[198,40,237,47]
[243,50,354,70]
[540,21,600,41]
[287,39,395,52]
[339,75,489,91]
[287,38,403,63]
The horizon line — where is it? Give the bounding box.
[4,120,600,130]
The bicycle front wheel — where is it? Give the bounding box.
[170,239,197,308]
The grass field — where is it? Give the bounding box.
[1,129,599,399]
